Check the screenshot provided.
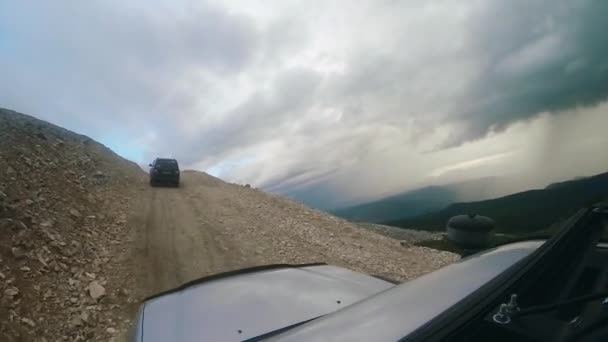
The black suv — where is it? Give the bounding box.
[149,158,180,187]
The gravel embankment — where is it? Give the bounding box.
[354,223,444,244]
[1,108,145,341]
[153,171,461,284]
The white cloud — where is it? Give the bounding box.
[430,152,515,178]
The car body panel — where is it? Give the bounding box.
[132,265,394,342]
[150,172,179,183]
[270,240,545,342]
[131,241,545,342]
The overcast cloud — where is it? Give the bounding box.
[1,0,607,209]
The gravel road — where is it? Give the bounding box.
[130,171,459,298]
[132,186,246,294]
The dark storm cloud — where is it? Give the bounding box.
[445,0,608,145]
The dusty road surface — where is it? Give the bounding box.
[129,171,459,299]
[131,176,253,295]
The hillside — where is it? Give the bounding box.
[391,172,608,234]
[0,108,146,340]
[0,107,459,341]
[333,186,457,222]
[332,177,506,223]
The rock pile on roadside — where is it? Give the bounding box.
[0,108,145,341]
[182,171,461,283]
[354,222,443,246]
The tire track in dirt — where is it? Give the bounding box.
[132,175,251,298]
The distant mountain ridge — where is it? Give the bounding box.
[332,177,507,223]
[390,171,608,234]
[332,186,457,222]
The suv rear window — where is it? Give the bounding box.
[156,159,178,169]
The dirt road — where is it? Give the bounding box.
[131,173,255,296]
[129,171,459,299]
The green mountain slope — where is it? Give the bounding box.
[332,186,457,222]
[390,171,608,234]
[332,177,505,223]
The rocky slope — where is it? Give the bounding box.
[0,108,145,341]
[175,172,459,282]
[354,223,442,245]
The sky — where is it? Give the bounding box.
[1,0,608,209]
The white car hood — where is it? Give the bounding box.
[132,241,544,342]
[132,264,394,342]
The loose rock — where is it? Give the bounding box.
[88,281,106,300]
[69,208,81,218]
[4,287,20,298]
[69,315,83,328]
[21,317,36,327]
[11,247,26,259]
